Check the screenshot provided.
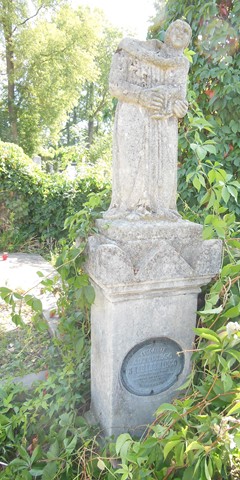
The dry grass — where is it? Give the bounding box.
[0,301,54,379]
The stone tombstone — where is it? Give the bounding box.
[85,20,222,437]
[32,155,42,168]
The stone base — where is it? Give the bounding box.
[90,284,198,437]
[85,219,222,437]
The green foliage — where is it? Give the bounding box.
[15,4,101,154]
[0,331,95,480]
[0,1,116,155]
[61,23,122,147]
[39,131,112,184]
[0,141,110,251]
[0,194,106,480]
[150,0,240,221]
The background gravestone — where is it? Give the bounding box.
[86,20,222,437]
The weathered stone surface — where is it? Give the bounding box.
[105,20,191,220]
[87,222,222,436]
[86,20,222,437]
[86,220,222,290]
[90,284,198,436]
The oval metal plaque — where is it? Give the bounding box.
[121,338,184,396]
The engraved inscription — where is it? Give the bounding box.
[121,338,184,396]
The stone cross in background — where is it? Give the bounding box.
[86,20,222,437]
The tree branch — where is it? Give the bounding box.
[12,5,44,34]
[92,91,108,117]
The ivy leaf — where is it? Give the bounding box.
[18,446,31,464]
[227,350,240,362]
[116,433,132,456]
[31,445,41,464]
[204,144,216,155]
[196,145,207,160]
[203,225,214,239]
[11,314,25,327]
[185,441,205,453]
[194,327,221,344]
[63,435,77,454]
[208,190,216,209]
[97,459,106,471]
[36,271,45,277]
[221,186,230,204]
[74,275,89,287]
[9,458,29,468]
[198,307,222,315]
[200,190,211,206]
[227,185,238,202]
[156,403,178,415]
[184,48,196,63]
[198,174,206,187]
[75,337,85,355]
[119,439,132,463]
[208,169,216,185]
[221,373,233,392]
[0,287,12,297]
[83,285,95,305]
[205,458,213,480]
[230,120,238,133]
[29,468,44,476]
[183,466,195,480]
[42,461,58,480]
[13,292,23,300]
[47,441,59,460]
[228,402,240,415]
[222,304,240,318]
[227,239,240,249]
[175,442,184,466]
[59,412,73,427]
[193,175,201,192]
[164,440,181,459]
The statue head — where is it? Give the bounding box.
[165,20,192,50]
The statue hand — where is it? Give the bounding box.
[139,87,165,111]
[173,100,188,118]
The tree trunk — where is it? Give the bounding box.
[4,20,18,143]
[86,82,94,147]
[87,118,94,147]
[66,120,70,145]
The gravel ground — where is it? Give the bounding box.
[0,299,33,331]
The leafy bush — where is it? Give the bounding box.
[0,141,110,251]
[150,0,240,222]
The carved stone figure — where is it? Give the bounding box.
[104,20,192,220]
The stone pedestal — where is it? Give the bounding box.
[86,219,222,437]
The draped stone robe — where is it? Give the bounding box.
[105,39,190,219]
